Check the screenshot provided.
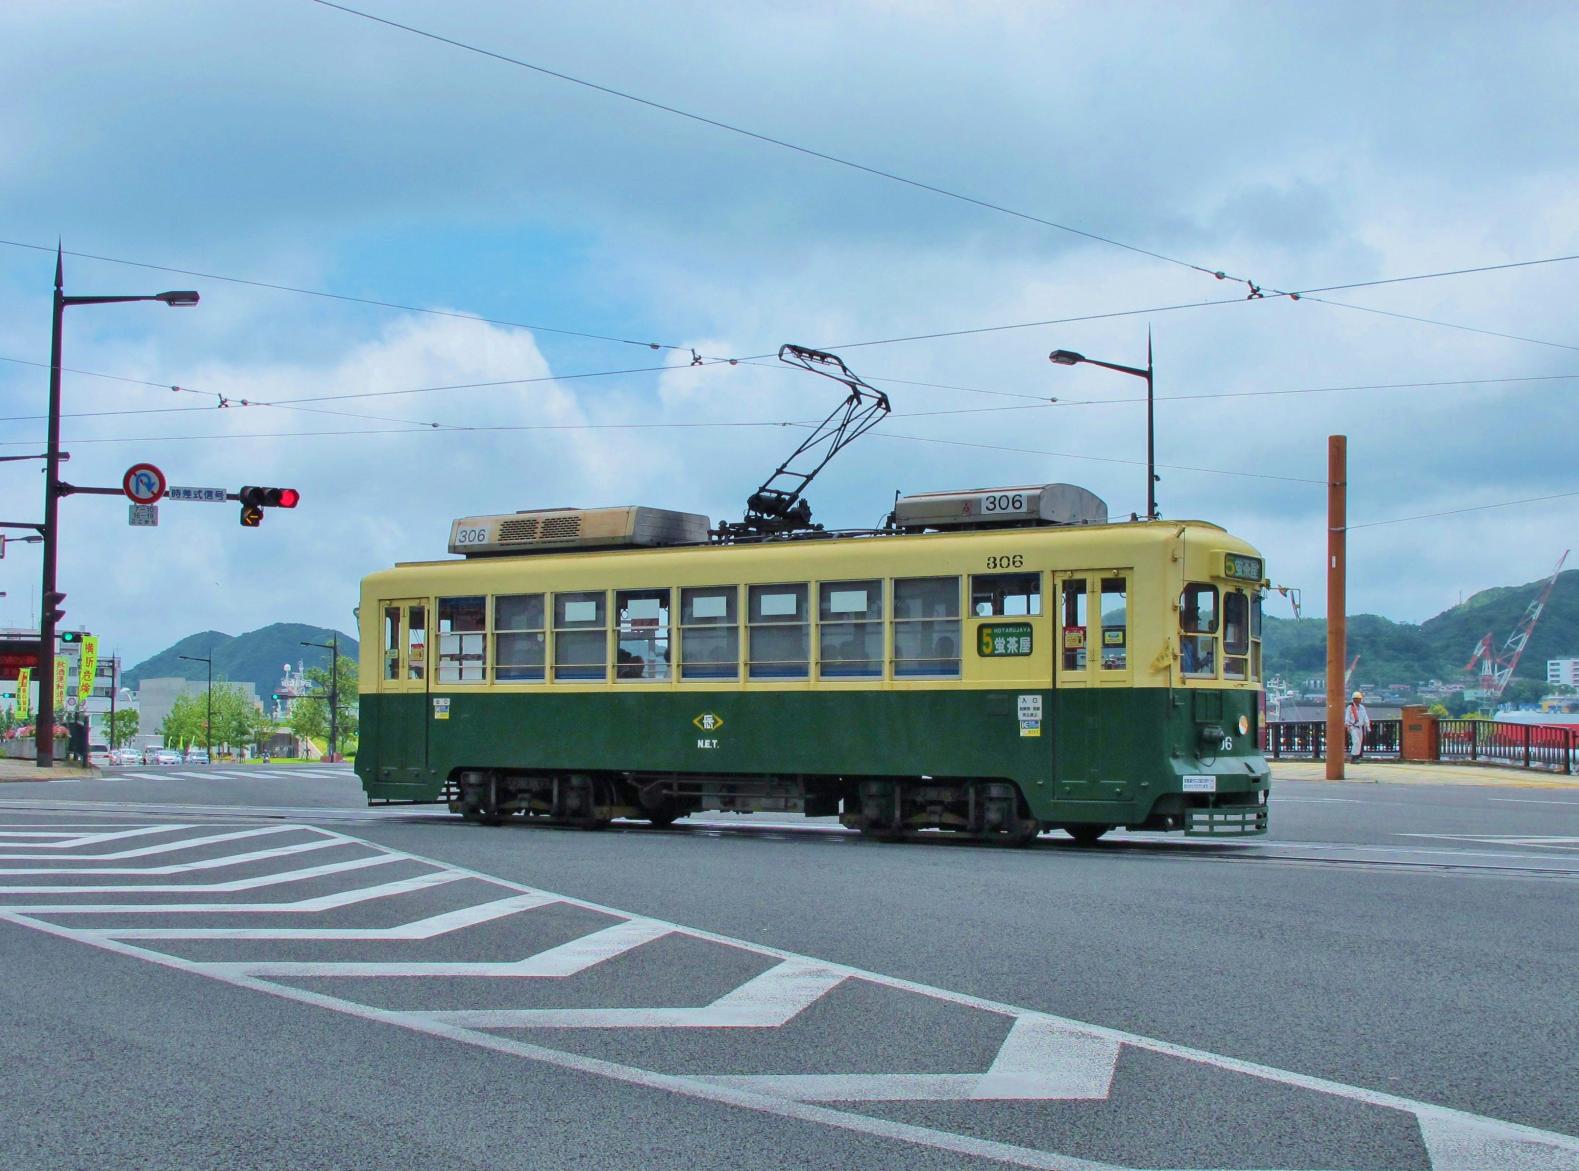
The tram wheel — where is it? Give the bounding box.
[460,774,503,825]
[645,811,679,827]
[1062,823,1110,845]
[1007,819,1043,847]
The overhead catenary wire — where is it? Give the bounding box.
[1347,490,1579,531]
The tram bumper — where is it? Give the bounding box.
[1185,795,1268,836]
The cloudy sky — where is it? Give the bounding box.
[2,0,1576,669]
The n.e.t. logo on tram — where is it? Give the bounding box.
[692,711,724,750]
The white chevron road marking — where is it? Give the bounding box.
[0,850,401,896]
[0,835,345,876]
[0,824,302,861]
[0,825,194,849]
[206,916,674,978]
[409,958,847,1030]
[8,870,462,916]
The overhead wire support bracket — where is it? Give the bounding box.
[713,344,891,542]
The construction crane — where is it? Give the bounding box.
[1464,549,1569,699]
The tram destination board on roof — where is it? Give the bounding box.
[356,481,1271,846]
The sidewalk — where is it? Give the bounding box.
[0,757,98,783]
[1271,758,1579,789]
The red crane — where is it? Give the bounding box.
[1465,549,1569,698]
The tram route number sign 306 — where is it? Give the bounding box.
[978,622,1033,657]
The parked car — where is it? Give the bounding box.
[87,743,112,767]
[142,746,162,765]
[111,749,139,766]
[185,749,210,764]
[154,749,181,766]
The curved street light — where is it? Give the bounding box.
[1049,333,1157,520]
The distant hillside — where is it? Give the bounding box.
[124,623,359,698]
[1265,568,1579,688]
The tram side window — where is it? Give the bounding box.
[971,572,1041,617]
[1222,590,1250,680]
[1061,580,1088,671]
[1180,583,1218,677]
[407,604,427,680]
[819,580,883,678]
[616,589,671,681]
[437,596,486,683]
[748,584,809,679]
[554,591,607,681]
[893,577,961,677]
[1100,577,1127,670]
[494,594,545,682]
[382,606,401,680]
[681,587,739,680]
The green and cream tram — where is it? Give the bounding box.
[355,484,1270,843]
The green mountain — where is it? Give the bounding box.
[1264,568,1579,691]
[124,623,359,699]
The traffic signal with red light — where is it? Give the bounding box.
[43,591,65,624]
[237,486,301,526]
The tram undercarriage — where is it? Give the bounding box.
[449,769,1070,845]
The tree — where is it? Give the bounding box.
[289,658,358,747]
[160,683,272,753]
[106,708,139,748]
[160,692,208,748]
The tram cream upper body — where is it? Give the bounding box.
[359,518,1266,696]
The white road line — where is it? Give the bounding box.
[0,824,303,861]
[698,1015,1121,1102]
[7,870,462,916]
[208,917,674,978]
[0,851,401,895]
[411,959,847,1030]
[1490,798,1579,806]
[0,835,348,876]
[0,825,194,850]
[83,891,554,940]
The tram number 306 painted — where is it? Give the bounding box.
[981,493,1028,513]
[454,526,492,546]
[985,553,1025,569]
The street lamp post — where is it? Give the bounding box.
[178,653,212,762]
[300,634,340,763]
[1049,331,1157,520]
[36,247,197,767]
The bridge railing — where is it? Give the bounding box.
[1268,718,1575,774]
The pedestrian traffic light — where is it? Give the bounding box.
[43,591,65,624]
[238,486,300,527]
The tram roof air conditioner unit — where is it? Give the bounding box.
[449,505,711,556]
[893,483,1108,531]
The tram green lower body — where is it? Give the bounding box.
[356,687,1268,835]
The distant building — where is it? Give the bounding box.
[1549,658,1579,687]
[138,676,260,745]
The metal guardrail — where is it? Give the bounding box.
[1268,718,1575,775]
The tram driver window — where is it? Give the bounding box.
[1180,583,1218,677]
[406,605,426,681]
[971,572,1041,617]
[748,584,809,679]
[1223,590,1250,680]
[819,580,883,678]
[494,594,545,682]
[1100,577,1128,670]
[382,606,401,681]
[437,596,486,683]
[554,591,608,681]
[616,589,671,682]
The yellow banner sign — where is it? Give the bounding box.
[15,668,30,721]
[54,657,68,715]
[78,636,99,703]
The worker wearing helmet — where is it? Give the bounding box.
[1344,690,1371,762]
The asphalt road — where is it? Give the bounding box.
[1,765,1575,1171]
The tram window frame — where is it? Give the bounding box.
[748,584,810,679]
[436,595,487,683]
[1180,582,1218,678]
[893,577,961,678]
[494,593,546,682]
[1251,590,1264,681]
[680,586,739,680]
[615,588,672,682]
[553,590,608,682]
[382,605,401,681]
[406,604,427,681]
[1060,579,1089,672]
[971,572,1042,617]
[1099,577,1128,671]
[1223,589,1250,680]
[819,579,884,678]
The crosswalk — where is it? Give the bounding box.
[61,766,354,784]
[1,818,1575,1170]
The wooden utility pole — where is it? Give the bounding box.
[1325,436,1347,780]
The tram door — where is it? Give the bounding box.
[1054,571,1135,800]
[376,599,430,784]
